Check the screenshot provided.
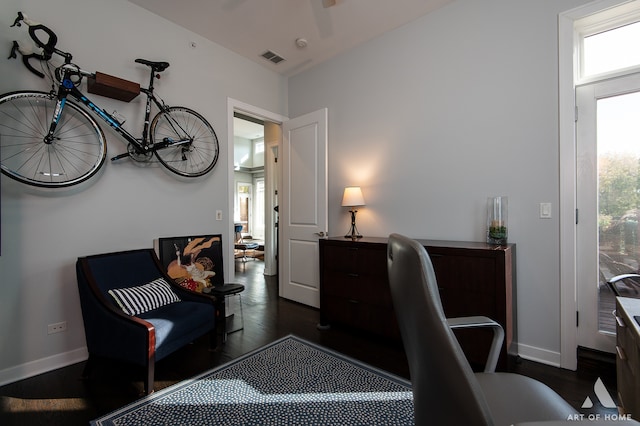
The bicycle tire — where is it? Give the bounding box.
[150,107,219,177]
[0,91,107,188]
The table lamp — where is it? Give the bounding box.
[342,186,365,239]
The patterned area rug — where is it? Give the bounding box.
[91,335,414,425]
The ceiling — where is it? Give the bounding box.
[234,116,265,140]
[128,0,454,76]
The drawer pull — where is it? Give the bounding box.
[616,345,627,361]
[348,299,360,304]
[347,273,360,278]
[613,310,626,328]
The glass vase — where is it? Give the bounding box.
[487,196,508,245]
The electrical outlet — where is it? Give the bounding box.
[47,321,67,335]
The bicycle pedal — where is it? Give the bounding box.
[111,152,131,161]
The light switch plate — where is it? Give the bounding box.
[540,203,552,219]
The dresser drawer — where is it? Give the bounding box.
[617,342,635,414]
[617,301,639,377]
[323,295,398,339]
[322,245,386,275]
[321,243,389,306]
[322,270,390,306]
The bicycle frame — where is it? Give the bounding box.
[48,65,189,161]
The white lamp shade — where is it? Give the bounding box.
[341,186,365,207]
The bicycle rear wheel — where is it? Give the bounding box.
[150,107,219,177]
[0,91,107,188]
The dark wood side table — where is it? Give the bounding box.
[319,236,516,370]
[208,283,245,343]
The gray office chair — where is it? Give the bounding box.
[387,233,580,425]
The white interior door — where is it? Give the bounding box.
[576,73,640,352]
[279,108,328,307]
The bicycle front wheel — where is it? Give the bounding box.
[150,107,219,177]
[0,91,107,188]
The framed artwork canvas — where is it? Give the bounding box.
[158,234,224,292]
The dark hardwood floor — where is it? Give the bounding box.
[0,259,621,425]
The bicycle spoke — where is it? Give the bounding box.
[0,91,107,187]
[151,107,218,177]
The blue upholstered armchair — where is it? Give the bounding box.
[76,248,217,394]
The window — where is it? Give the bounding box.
[576,2,640,82]
[583,21,640,77]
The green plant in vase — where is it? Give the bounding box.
[488,220,507,244]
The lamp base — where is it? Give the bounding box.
[344,233,363,240]
[344,209,362,239]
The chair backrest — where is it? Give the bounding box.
[387,233,494,426]
[79,249,164,296]
[234,224,244,243]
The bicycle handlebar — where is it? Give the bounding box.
[8,11,68,79]
[7,41,48,79]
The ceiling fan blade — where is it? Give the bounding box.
[312,0,335,37]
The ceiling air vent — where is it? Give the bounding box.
[261,50,286,64]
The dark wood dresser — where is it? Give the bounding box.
[318,236,516,370]
[615,297,640,418]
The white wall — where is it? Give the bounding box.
[234,137,254,168]
[0,0,287,384]
[234,136,265,169]
[288,0,590,365]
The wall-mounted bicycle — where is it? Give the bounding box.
[0,12,219,188]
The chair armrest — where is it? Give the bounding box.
[76,260,155,365]
[447,316,504,373]
[606,273,640,297]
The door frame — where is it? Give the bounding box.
[227,98,287,282]
[559,0,632,371]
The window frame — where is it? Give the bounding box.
[575,2,640,84]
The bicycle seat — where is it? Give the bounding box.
[135,59,170,72]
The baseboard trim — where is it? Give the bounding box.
[0,347,88,387]
[517,343,562,367]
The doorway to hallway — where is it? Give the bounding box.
[233,113,266,266]
[228,99,287,282]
